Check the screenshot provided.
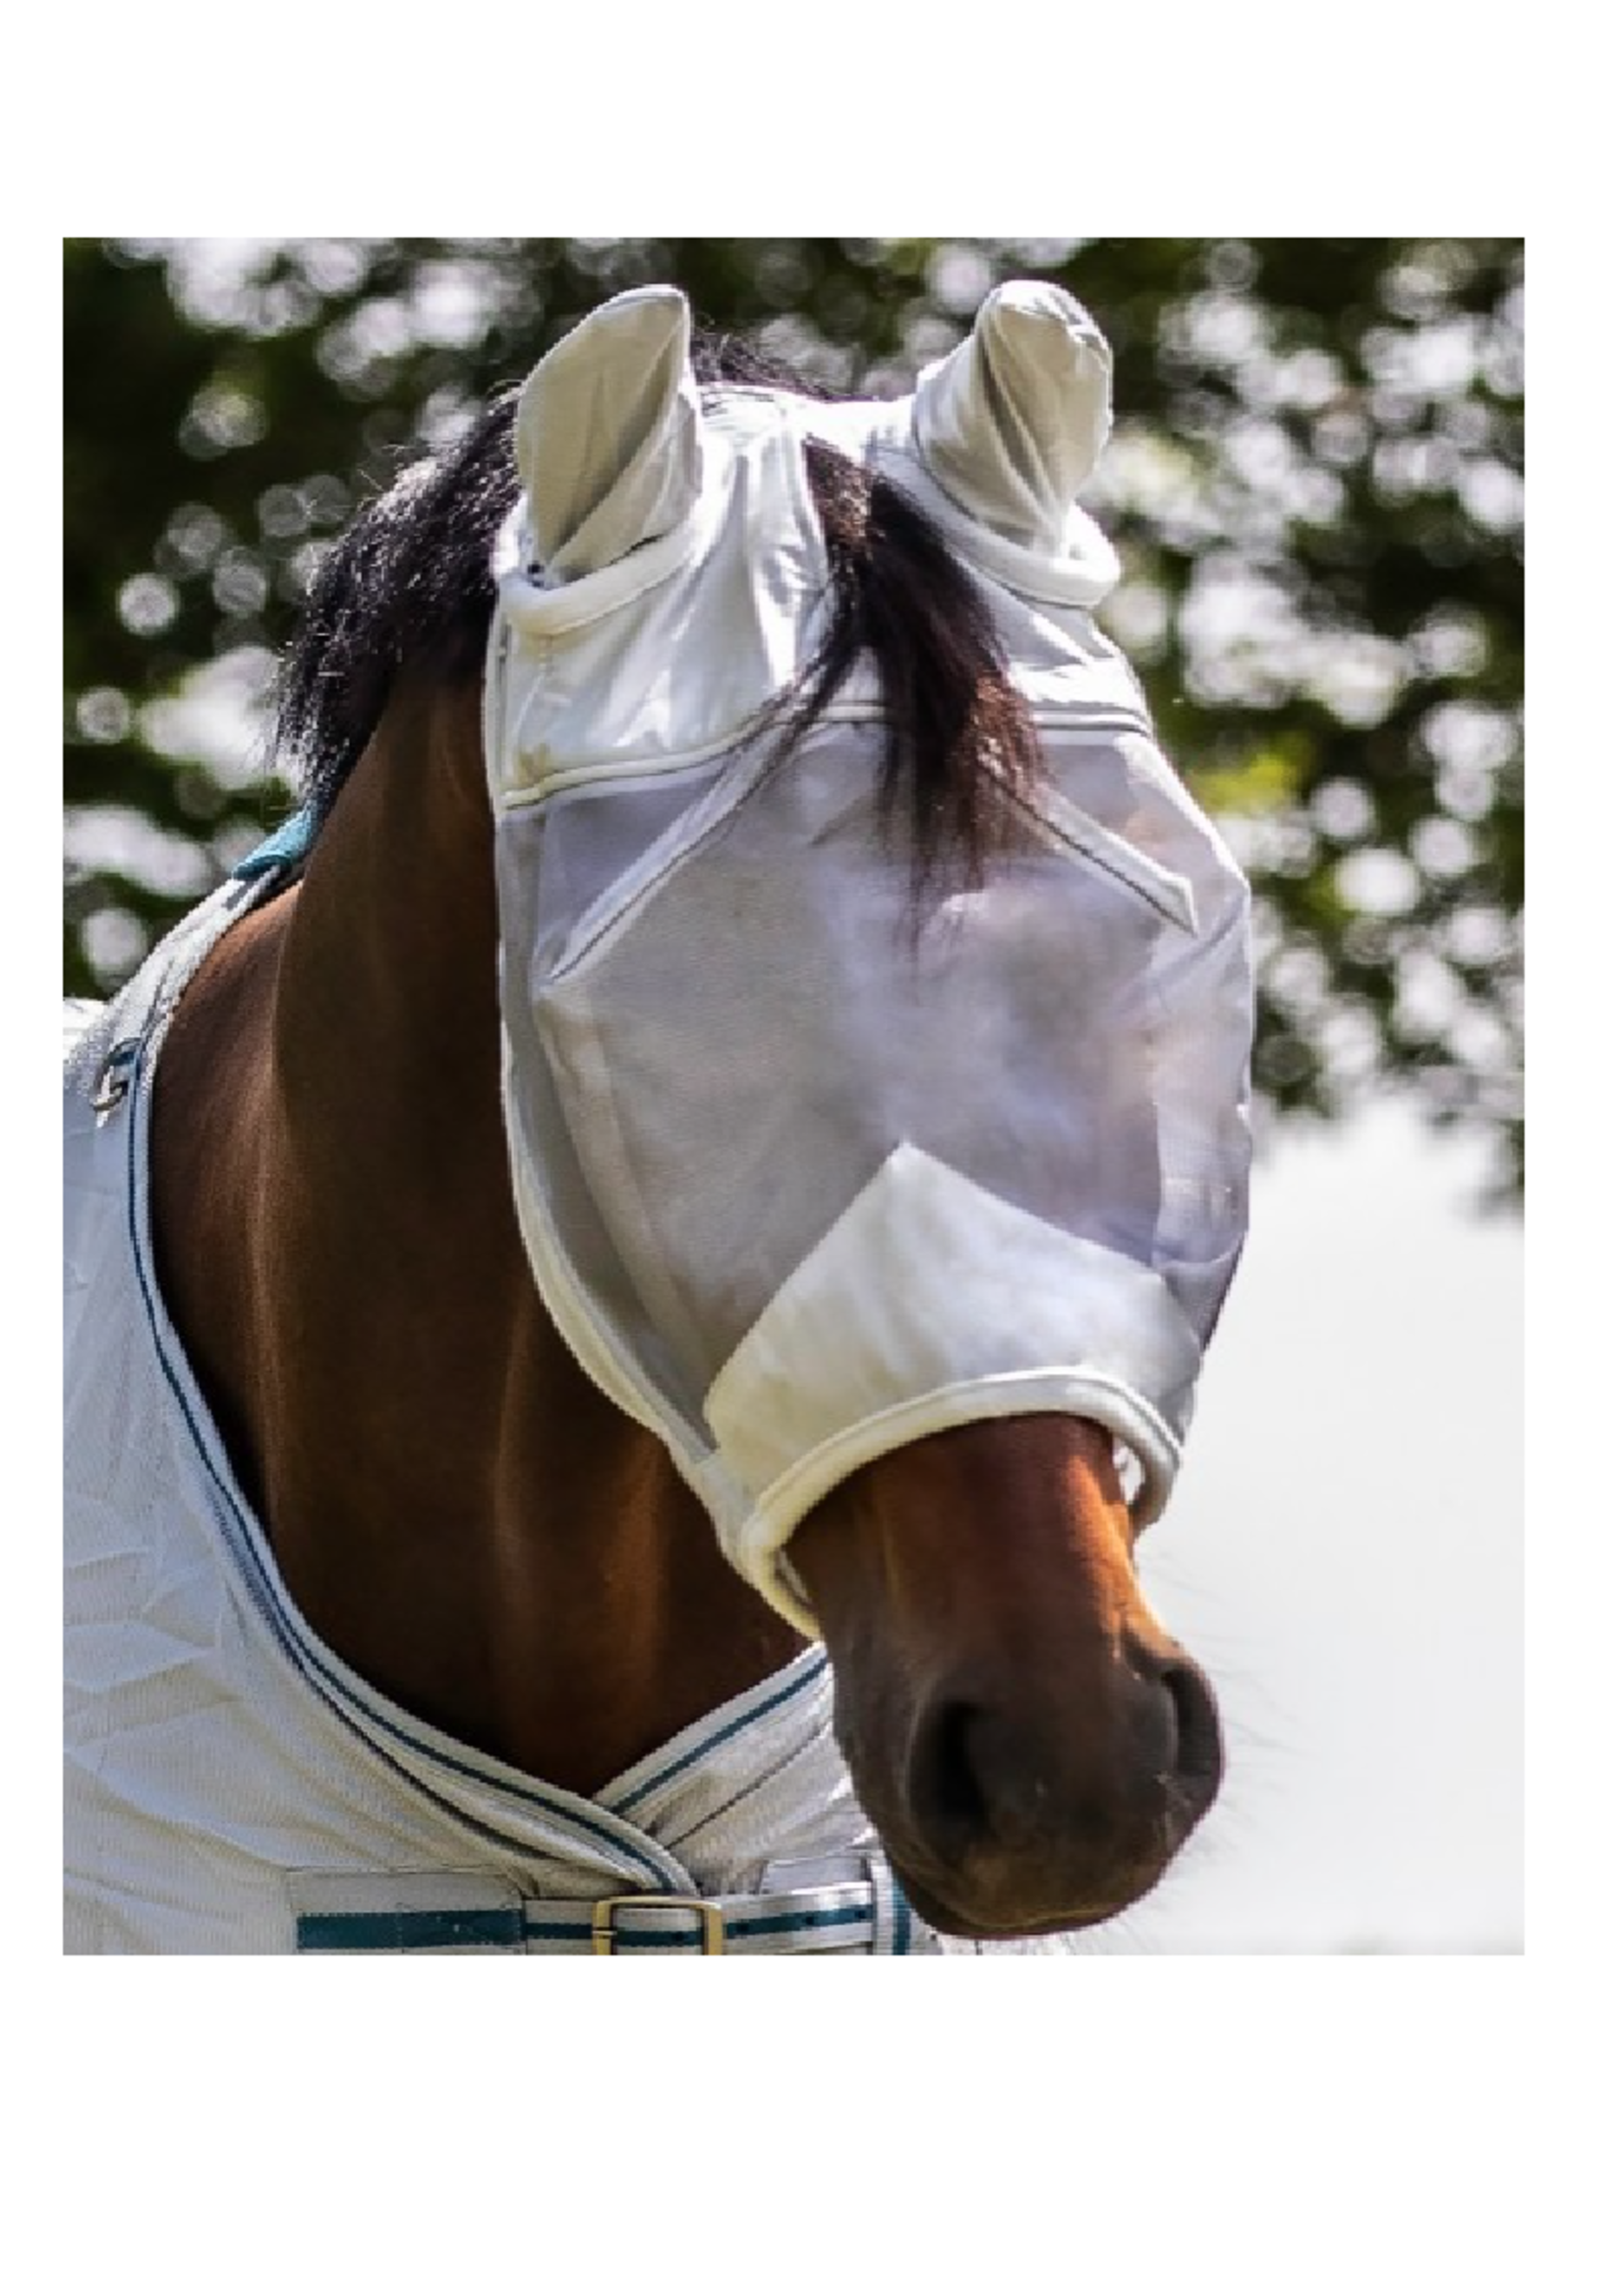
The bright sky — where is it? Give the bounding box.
[1102,1098,1523,1954]
[25,97,1610,2174]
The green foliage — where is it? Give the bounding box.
[63,236,1523,1198]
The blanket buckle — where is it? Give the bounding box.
[591,1894,725,1954]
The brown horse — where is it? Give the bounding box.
[63,284,1255,1955]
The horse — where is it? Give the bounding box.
[64,278,1254,1953]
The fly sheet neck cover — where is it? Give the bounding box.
[484,282,1254,1635]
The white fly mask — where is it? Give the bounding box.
[485,282,1253,1634]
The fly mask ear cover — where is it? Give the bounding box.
[485,282,1255,1636]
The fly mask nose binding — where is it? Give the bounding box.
[484,282,1254,1635]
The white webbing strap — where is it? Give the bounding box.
[291,1855,935,1955]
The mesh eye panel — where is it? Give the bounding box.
[523,715,1250,1431]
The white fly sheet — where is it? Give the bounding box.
[63,890,929,1953]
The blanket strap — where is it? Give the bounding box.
[290,1853,932,1955]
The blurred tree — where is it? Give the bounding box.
[63,236,1523,1197]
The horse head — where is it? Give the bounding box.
[486,284,1253,1940]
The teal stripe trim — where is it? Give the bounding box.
[609,1652,828,1816]
[726,1903,870,1942]
[298,1906,524,1952]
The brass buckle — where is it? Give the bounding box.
[591,1895,726,1955]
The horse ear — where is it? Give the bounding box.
[514,285,703,582]
[911,280,1113,551]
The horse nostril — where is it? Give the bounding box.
[913,1700,988,1856]
[1159,1656,1223,1795]
[912,1694,1100,1858]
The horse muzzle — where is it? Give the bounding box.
[789,1413,1225,1942]
[868,1637,1223,1939]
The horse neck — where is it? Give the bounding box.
[157,673,799,1793]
